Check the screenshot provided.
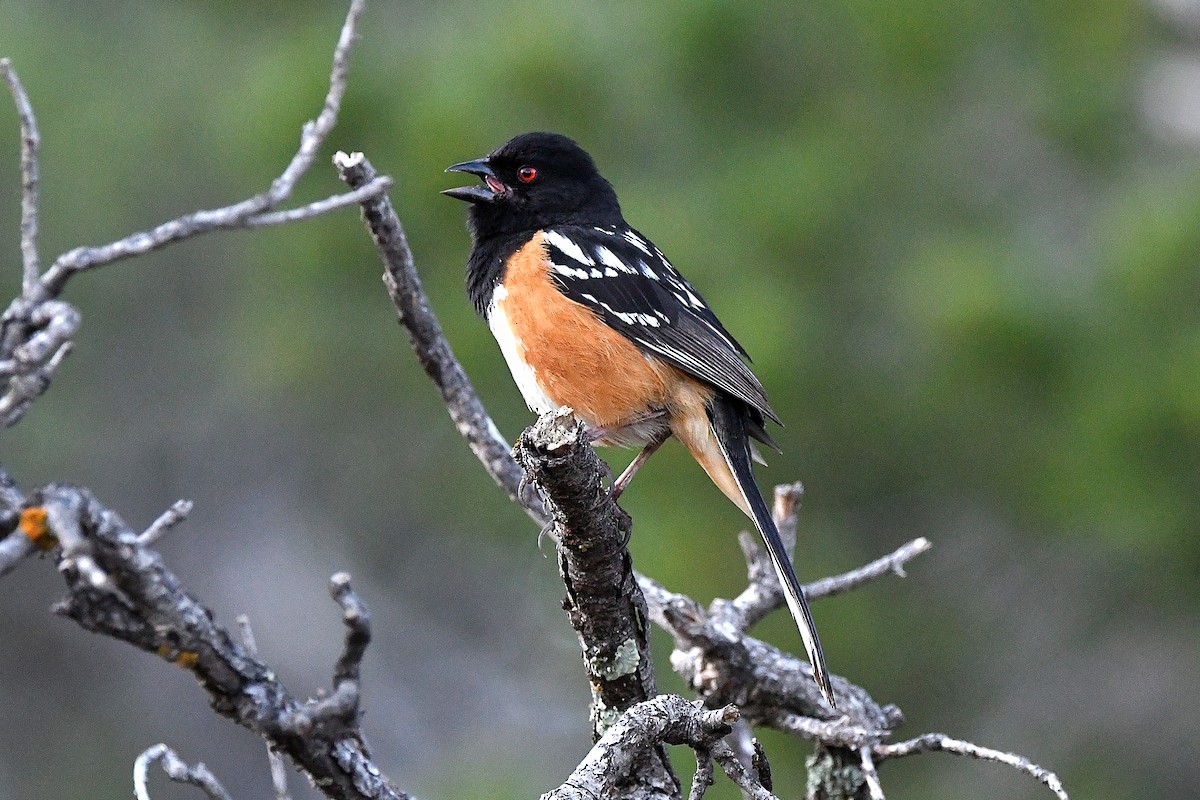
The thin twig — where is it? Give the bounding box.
[138,499,193,546]
[237,615,292,800]
[688,748,715,800]
[0,465,30,578]
[246,177,392,228]
[771,712,878,749]
[1,1,378,430]
[804,537,932,602]
[329,572,370,689]
[859,746,885,800]
[39,0,367,295]
[876,733,1068,800]
[751,740,773,793]
[0,58,40,295]
[133,744,233,800]
[710,742,779,800]
[333,150,549,527]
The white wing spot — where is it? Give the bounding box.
[552,261,591,280]
[622,231,653,256]
[596,246,635,275]
[546,230,595,266]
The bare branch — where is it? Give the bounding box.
[858,747,885,800]
[0,58,40,295]
[238,615,293,800]
[804,538,932,602]
[0,1,379,429]
[246,177,392,228]
[687,749,714,800]
[10,480,413,800]
[334,150,549,527]
[875,734,1068,800]
[770,713,877,750]
[38,0,367,295]
[133,744,233,800]
[328,572,370,699]
[0,300,79,426]
[710,743,778,800]
[138,499,194,546]
[543,696,747,800]
[515,411,657,732]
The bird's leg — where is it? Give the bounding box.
[611,431,669,501]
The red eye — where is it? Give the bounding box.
[517,165,538,183]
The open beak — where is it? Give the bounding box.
[443,158,503,203]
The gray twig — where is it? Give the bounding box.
[688,748,714,800]
[804,537,932,602]
[0,0,385,429]
[14,480,412,800]
[0,464,30,578]
[138,499,194,546]
[333,150,550,527]
[133,744,233,800]
[710,742,778,800]
[859,747,885,800]
[770,713,877,749]
[327,572,369,711]
[237,615,293,800]
[37,0,366,294]
[246,177,393,228]
[542,696,753,800]
[875,734,1068,800]
[0,58,40,295]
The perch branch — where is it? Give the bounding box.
[514,411,659,734]
[334,150,550,527]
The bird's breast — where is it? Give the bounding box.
[486,232,687,444]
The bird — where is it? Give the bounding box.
[443,131,835,708]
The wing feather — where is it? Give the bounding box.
[542,225,781,427]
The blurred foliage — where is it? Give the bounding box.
[1,2,1198,800]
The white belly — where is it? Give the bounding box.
[488,284,557,414]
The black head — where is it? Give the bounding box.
[443,132,623,240]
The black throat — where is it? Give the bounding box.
[464,228,537,316]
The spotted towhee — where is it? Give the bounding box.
[444,132,834,707]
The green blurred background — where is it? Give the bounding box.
[1,1,1197,798]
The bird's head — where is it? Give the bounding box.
[444,132,623,238]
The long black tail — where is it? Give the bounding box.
[707,396,836,708]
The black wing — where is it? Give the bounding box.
[541,225,781,427]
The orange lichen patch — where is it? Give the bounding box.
[18,507,56,550]
[500,233,679,430]
[156,644,199,669]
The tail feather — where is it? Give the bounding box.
[705,396,836,709]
